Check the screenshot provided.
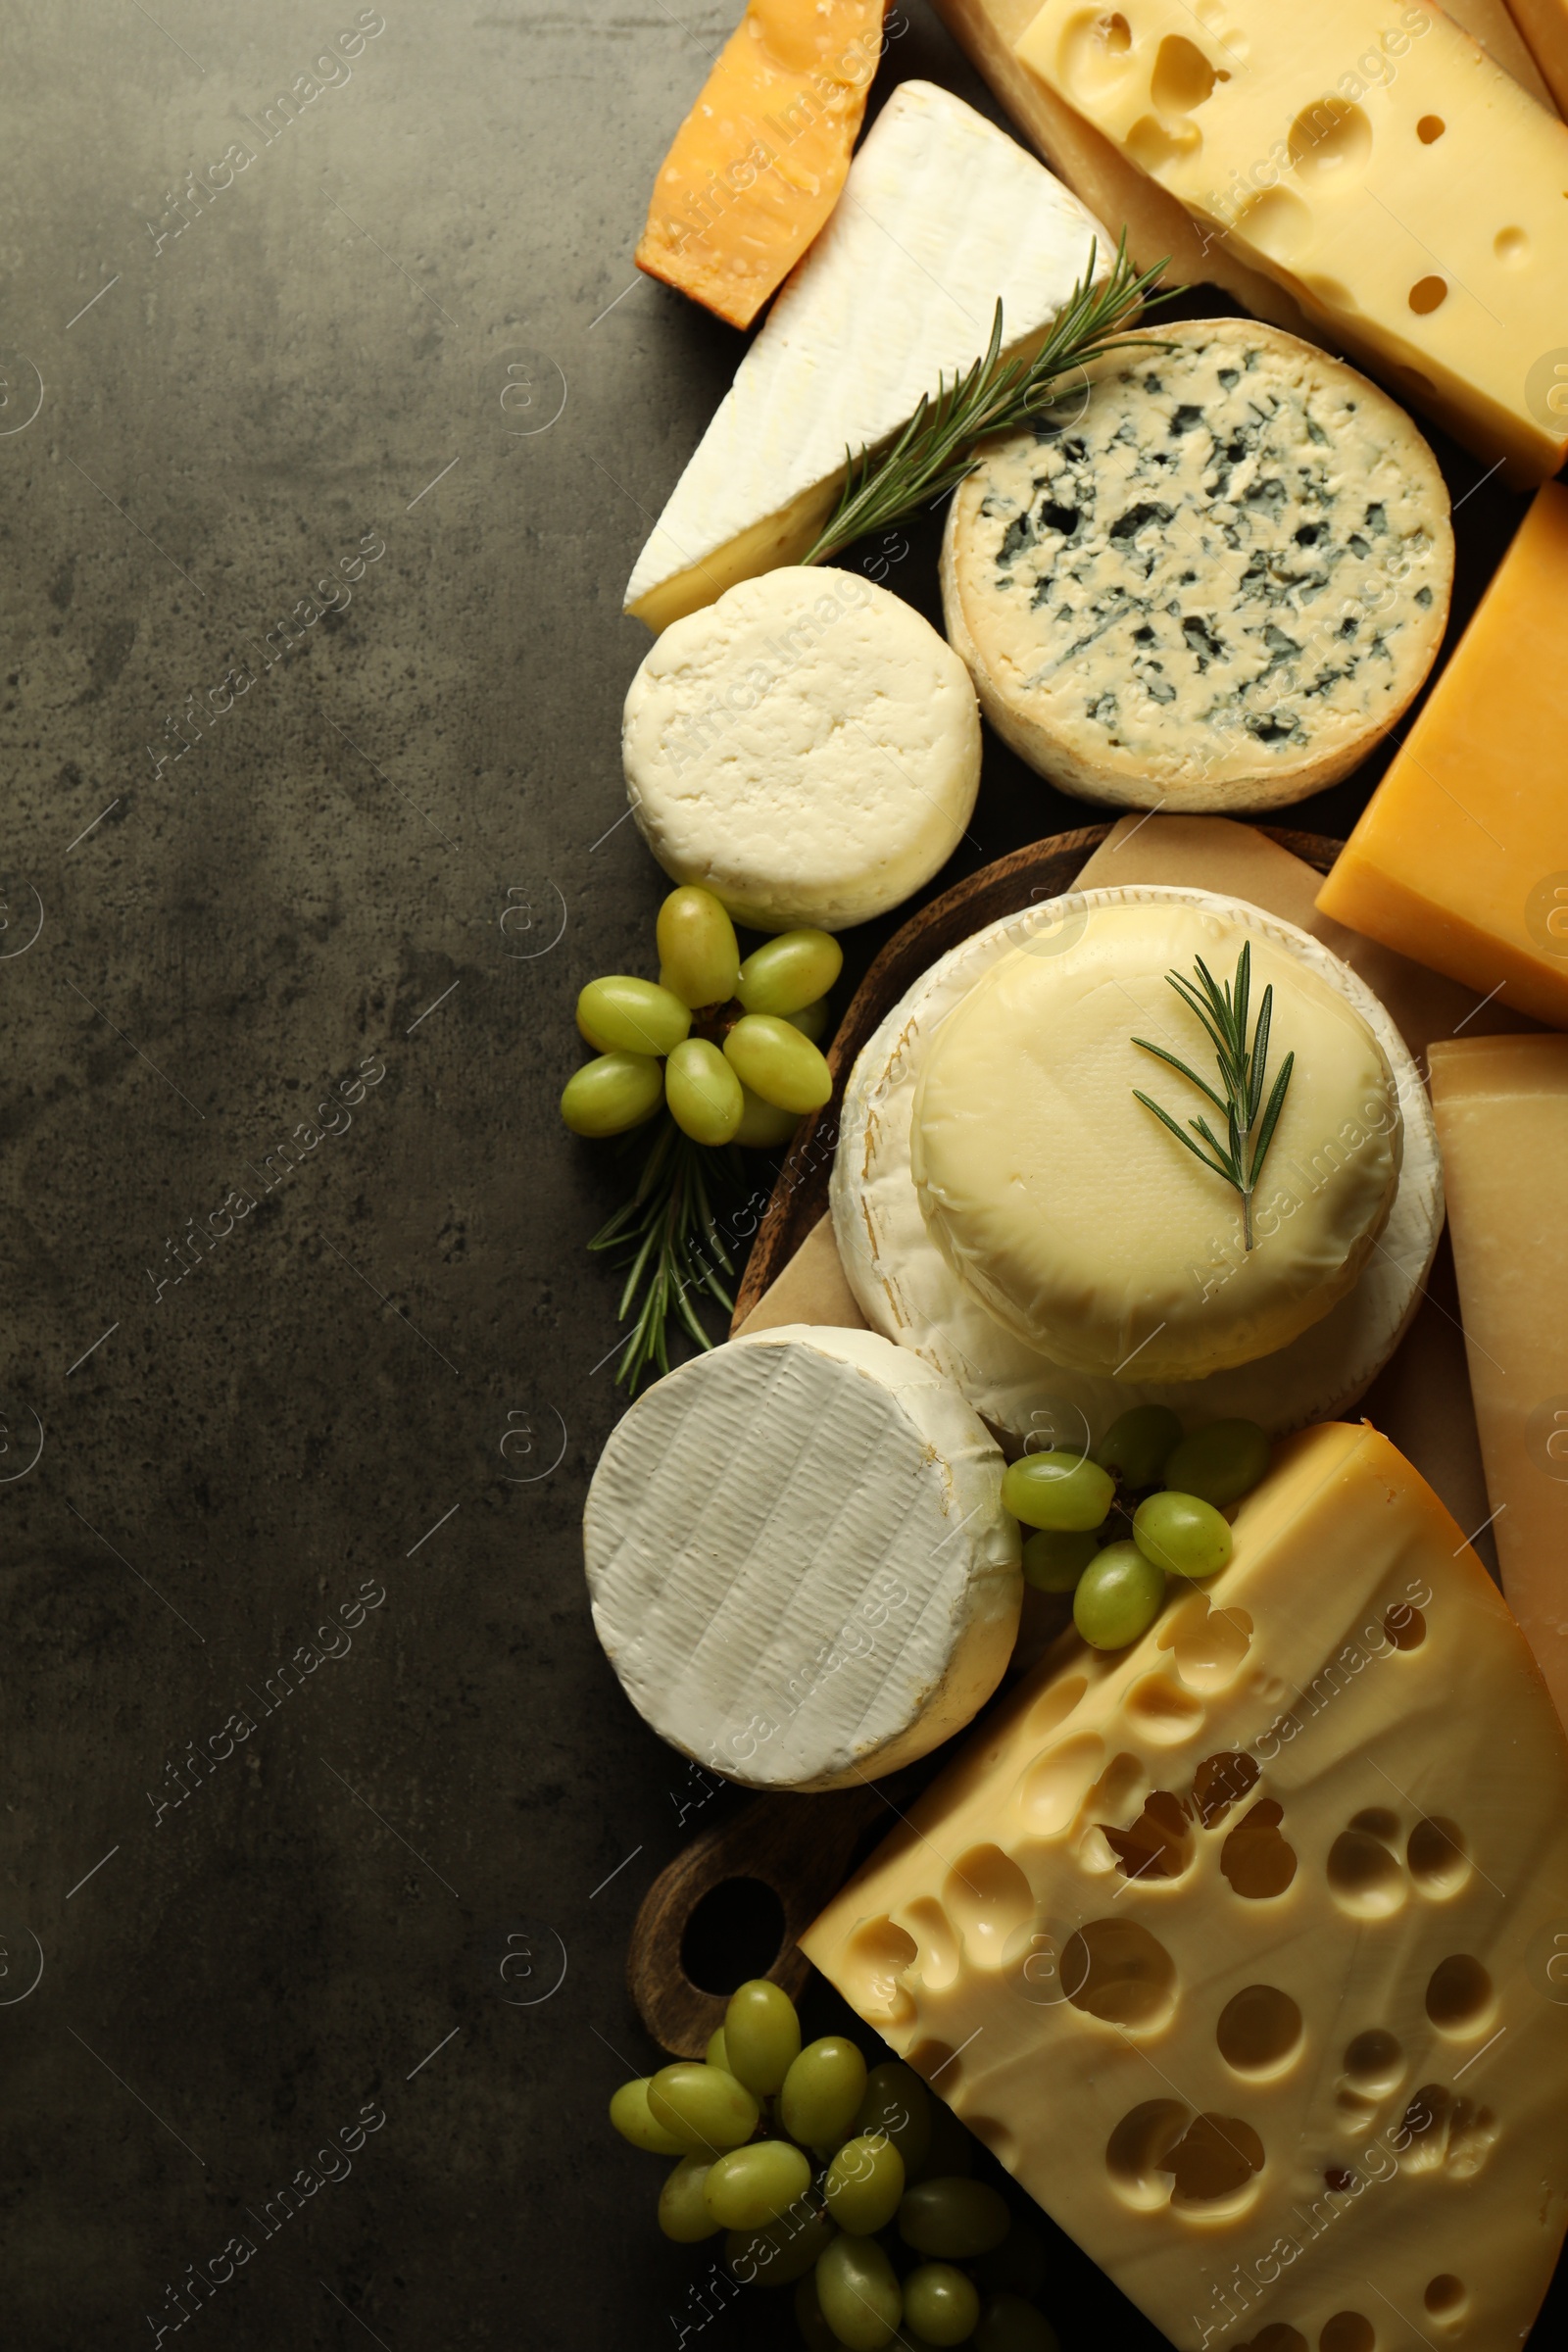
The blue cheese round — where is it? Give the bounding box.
[940,320,1452,810]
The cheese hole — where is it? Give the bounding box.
[1233,187,1313,263]
[967,2113,1017,2166]
[944,1844,1034,1968]
[1326,1828,1406,1918]
[1102,1789,1194,1882]
[1349,1807,1399,1841]
[1424,2276,1468,2323]
[1106,2098,1189,2209]
[1343,2028,1404,2094]
[1016,1732,1104,1835]
[1215,1984,1302,2077]
[1408,275,1448,315]
[1192,1749,1259,1828]
[1160,1594,1253,1692]
[1323,2166,1355,2193]
[1220,1799,1298,1899]
[1494,225,1529,265]
[1417,114,1446,143]
[1164,2111,1265,2210]
[906,2036,956,2083]
[1027,1673,1088,1740]
[842,1916,917,2024]
[1407,1815,1469,1897]
[1151,33,1221,113]
[1383,1599,1425,1650]
[1127,114,1202,172]
[1062,1917,1178,2029]
[1425,1952,1494,2036]
[1125,1673,1204,1743]
[1319,2316,1375,2352]
[900,1897,960,1992]
[1301,274,1357,314]
[1057,9,1136,105]
[1288,98,1373,185]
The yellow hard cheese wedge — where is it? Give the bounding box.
[634,0,885,331]
[1014,0,1568,481]
[1316,481,1568,1028]
[803,1420,1568,2352]
[1429,1035,1568,1727]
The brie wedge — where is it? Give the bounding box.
[583,1326,1022,1791]
[624,79,1111,631]
[830,886,1443,1449]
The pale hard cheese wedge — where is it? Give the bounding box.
[1015,0,1568,484]
[914,897,1402,1380]
[802,1421,1568,2352]
[582,1326,1021,1790]
[623,80,1111,631]
[941,320,1451,812]
[621,566,980,932]
[831,885,1443,1445]
[1429,1036,1568,1729]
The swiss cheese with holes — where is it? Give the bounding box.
[803,1422,1568,2349]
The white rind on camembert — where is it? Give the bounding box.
[582,1326,1021,1792]
[831,886,1443,1446]
[941,320,1452,810]
[912,897,1400,1381]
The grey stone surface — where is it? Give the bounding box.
[0,3,1548,2347]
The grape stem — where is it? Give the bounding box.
[588,1114,749,1393]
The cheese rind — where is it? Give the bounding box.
[621,566,981,933]
[1429,1034,1568,1727]
[1015,0,1568,482]
[1506,0,1568,113]
[582,1326,1021,1791]
[940,320,1452,811]
[624,80,1111,629]
[830,884,1444,1445]
[1316,480,1568,1029]
[911,898,1402,1380]
[803,1420,1568,2352]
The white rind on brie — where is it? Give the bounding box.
[583,1325,1022,1791]
[830,885,1444,1449]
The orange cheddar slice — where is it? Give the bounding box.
[635,0,886,331]
[1316,481,1568,1029]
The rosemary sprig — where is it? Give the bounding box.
[802,234,1176,567]
[588,1114,748,1393]
[1132,944,1295,1251]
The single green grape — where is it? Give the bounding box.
[576,974,692,1057]
[794,2272,840,2351]
[816,2233,902,2349]
[972,2222,1046,2300]
[823,2132,905,2234]
[898,2178,1010,2260]
[705,2026,730,2072]
[646,2061,759,2154]
[737,930,843,1016]
[972,2292,1060,2352]
[1162,1419,1271,1508]
[905,2262,982,2346]
[1133,1489,1233,1579]
[733,1083,800,1149]
[608,2077,687,2156]
[727,2200,834,2287]
[779,2036,867,2152]
[1095,1403,1182,1491]
[705,2139,812,2230]
[911,2095,973,2184]
[659,2154,722,2241]
[724,1014,832,1113]
[853,2062,931,2180]
[1073,1541,1166,1650]
[658,885,740,1008]
[561,1052,664,1138]
[664,1037,744,1144]
[1003,1451,1115,1534]
[724,1978,803,2096]
[1021,1527,1100,1594]
[785,997,831,1043]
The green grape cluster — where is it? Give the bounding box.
[562,884,843,1149]
[610,1977,1059,2350]
[1004,1411,1272,1651]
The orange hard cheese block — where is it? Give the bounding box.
[1316,480,1568,1028]
[634,0,884,331]
[802,1421,1568,2352]
[1429,1033,1568,1726]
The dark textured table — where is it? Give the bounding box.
[0,5,1552,2347]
